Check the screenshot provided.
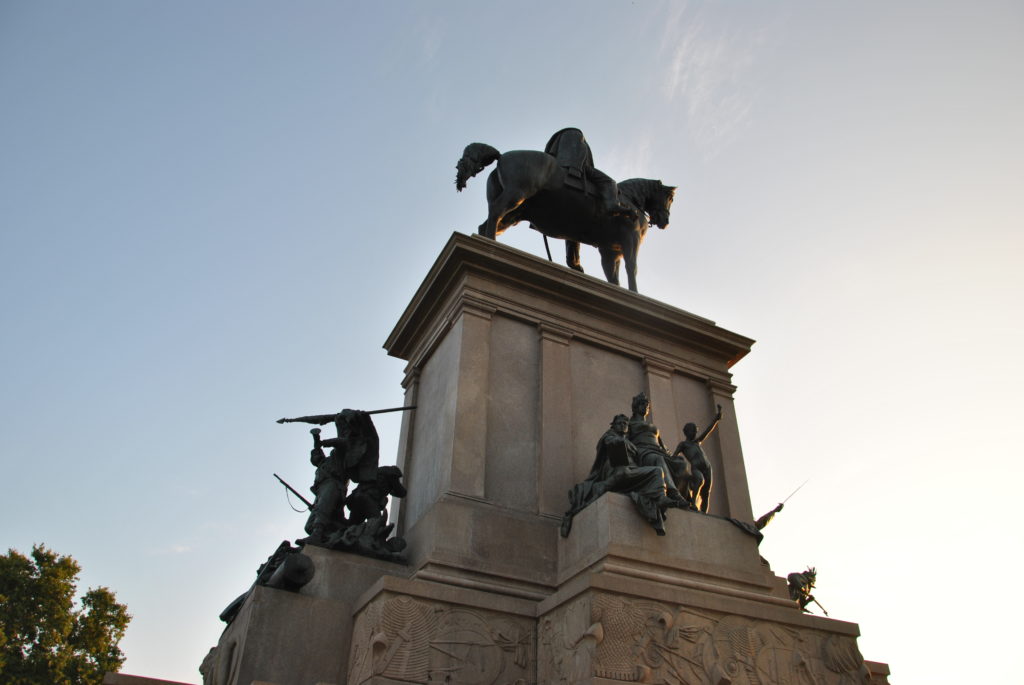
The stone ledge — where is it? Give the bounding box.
[352,573,538,618]
[298,544,412,601]
[559,492,769,588]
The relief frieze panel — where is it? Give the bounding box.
[538,592,871,685]
[349,594,534,685]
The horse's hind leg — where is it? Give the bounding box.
[565,241,584,272]
[479,206,502,239]
[479,209,500,239]
[481,188,525,240]
[479,171,504,239]
[599,247,621,286]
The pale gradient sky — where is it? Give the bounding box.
[1,2,1021,683]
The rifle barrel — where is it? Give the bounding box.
[274,473,313,510]
[366,405,417,415]
[812,598,829,616]
[781,479,809,504]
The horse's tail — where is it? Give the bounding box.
[455,142,501,191]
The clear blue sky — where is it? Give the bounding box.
[1,2,1021,683]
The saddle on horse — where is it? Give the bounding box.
[544,128,622,213]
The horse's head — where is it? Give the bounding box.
[618,179,676,229]
[647,182,676,229]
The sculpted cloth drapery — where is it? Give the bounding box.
[561,414,670,537]
[628,393,691,509]
[544,127,620,212]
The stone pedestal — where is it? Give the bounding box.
[204,548,411,685]
[203,234,889,684]
[384,234,758,596]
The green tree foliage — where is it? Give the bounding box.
[0,545,131,685]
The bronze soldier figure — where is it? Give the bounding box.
[787,567,828,615]
[278,410,380,545]
[277,408,409,560]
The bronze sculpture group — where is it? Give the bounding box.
[561,392,723,537]
[558,394,830,614]
[561,413,675,537]
[276,408,408,562]
[456,128,676,293]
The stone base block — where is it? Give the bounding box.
[402,493,558,600]
[298,545,413,601]
[205,548,410,685]
[210,585,350,685]
[559,494,787,604]
[347,575,537,685]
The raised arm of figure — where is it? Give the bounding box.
[309,428,325,466]
[697,405,724,443]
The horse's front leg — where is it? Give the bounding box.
[623,235,639,292]
[565,240,584,272]
[599,247,621,286]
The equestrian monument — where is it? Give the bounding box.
[199,227,890,684]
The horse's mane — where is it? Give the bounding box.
[618,178,673,209]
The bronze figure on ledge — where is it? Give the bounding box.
[788,567,829,616]
[628,392,691,510]
[672,404,723,514]
[561,414,677,537]
[277,408,408,561]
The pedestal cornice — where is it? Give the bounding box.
[384,233,755,375]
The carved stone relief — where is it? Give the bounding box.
[538,592,870,685]
[538,597,594,685]
[349,594,535,685]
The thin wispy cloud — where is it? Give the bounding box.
[657,6,767,158]
[605,134,655,181]
[416,15,445,64]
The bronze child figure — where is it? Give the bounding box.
[671,405,723,514]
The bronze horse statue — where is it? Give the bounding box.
[456,142,675,293]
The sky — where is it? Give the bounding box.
[1,1,1021,683]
